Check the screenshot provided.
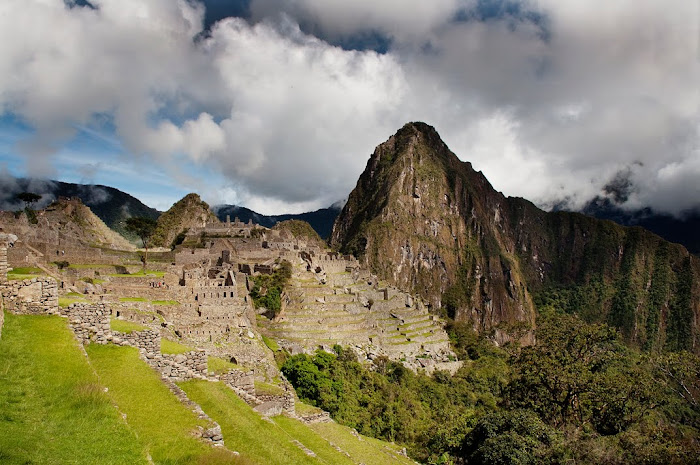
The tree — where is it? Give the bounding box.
[16,192,41,209]
[507,315,621,428]
[16,192,42,224]
[124,217,157,270]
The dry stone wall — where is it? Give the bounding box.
[0,239,8,284]
[63,302,111,344]
[0,299,4,339]
[1,277,59,314]
[220,370,255,397]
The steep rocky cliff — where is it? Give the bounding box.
[151,194,218,248]
[331,122,700,351]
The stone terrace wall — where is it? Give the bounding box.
[118,329,161,354]
[63,302,111,344]
[61,303,208,382]
[1,277,59,314]
[220,369,255,397]
[0,298,4,339]
[0,240,8,284]
[156,351,208,380]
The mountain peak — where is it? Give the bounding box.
[150,193,218,248]
[331,123,700,350]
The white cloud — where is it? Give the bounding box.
[0,0,698,215]
[250,0,463,43]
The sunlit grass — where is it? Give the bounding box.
[308,421,416,465]
[161,338,195,355]
[109,270,165,278]
[207,356,239,374]
[179,380,320,465]
[7,267,44,280]
[110,319,148,334]
[254,380,285,397]
[0,312,146,464]
[262,335,280,352]
[59,291,88,307]
[86,344,216,464]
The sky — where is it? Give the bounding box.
[0,0,698,215]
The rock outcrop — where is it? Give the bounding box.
[151,193,219,248]
[331,122,700,351]
[0,197,135,251]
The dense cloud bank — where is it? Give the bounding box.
[0,0,698,214]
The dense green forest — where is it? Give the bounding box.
[281,314,700,464]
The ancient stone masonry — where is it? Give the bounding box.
[220,369,256,397]
[0,233,10,284]
[164,379,224,446]
[155,351,208,381]
[63,302,112,344]
[1,277,59,315]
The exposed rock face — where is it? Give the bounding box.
[151,193,219,248]
[0,197,135,250]
[331,122,700,351]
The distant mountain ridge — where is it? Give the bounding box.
[579,197,700,256]
[0,178,160,239]
[213,204,342,240]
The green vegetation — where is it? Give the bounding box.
[442,241,479,319]
[262,334,280,351]
[151,193,216,248]
[109,270,165,277]
[58,291,88,307]
[6,266,44,280]
[86,344,227,464]
[53,260,70,270]
[254,380,285,396]
[308,421,416,465]
[282,316,700,464]
[181,380,358,465]
[152,299,179,305]
[160,338,195,355]
[207,355,239,374]
[18,191,40,224]
[110,319,148,334]
[667,256,694,351]
[249,260,292,317]
[170,228,189,249]
[294,401,322,416]
[124,216,157,270]
[0,313,146,464]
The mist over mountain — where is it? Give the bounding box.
[0,176,160,239]
[579,197,700,256]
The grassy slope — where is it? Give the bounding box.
[308,421,416,465]
[0,312,146,465]
[182,380,331,465]
[85,344,218,465]
[0,312,413,465]
[180,380,415,465]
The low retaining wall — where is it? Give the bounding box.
[220,370,256,397]
[0,298,4,339]
[153,351,208,380]
[1,277,59,314]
